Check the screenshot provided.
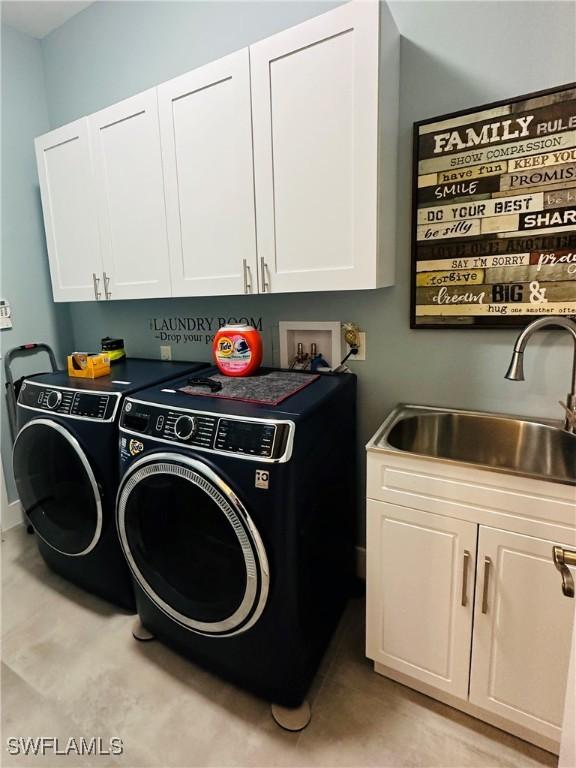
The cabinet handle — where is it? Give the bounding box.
[552,546,576,598]
[92,273,101,300]
[481,556,491,614]
[243,259,252,294]
[260,257,270,292]
[461,550,470,607]
[103,272,111,300]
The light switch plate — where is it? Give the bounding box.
[0,299,13,330]
[160,345,172,361]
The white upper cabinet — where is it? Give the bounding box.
[35,1,398,302]
[89,90,171,300]
[250,1,398,293]
[35,119,102,302]
[158,49,258,297]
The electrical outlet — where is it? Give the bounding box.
[160,345,172,361]
[350,332,366,362]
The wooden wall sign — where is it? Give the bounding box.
[411,83,576,328]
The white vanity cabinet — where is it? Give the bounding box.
[366,449,576,754]
[35,119,102,302]
[34,1,399,303]
[89,89,171,300]
[250,1,399,293]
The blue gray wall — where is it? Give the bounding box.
[2,2,575,526]
[0,25,73,505]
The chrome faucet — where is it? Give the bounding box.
[505,316,576,433]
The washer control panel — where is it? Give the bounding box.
[120,400,292,461]
[215,419,277,458]
[18,382,117,421]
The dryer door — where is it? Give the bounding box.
[117,453,269,636]
[13,419,103,556]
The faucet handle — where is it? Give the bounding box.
[558,400,576,430]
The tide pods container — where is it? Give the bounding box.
[213,324,263,377]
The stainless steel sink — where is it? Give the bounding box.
[369,405,576,486]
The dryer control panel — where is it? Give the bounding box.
[18,381,118,421]
[120,400,293,462]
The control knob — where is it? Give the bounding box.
[174,415,197,441]
[45,390,62,410]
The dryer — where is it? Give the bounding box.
[115,368,356,707]
[12,358,208,610]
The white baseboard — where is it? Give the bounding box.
[356,545,366,580]
[1,499,24,532]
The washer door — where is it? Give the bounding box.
[13,419,103,556]
[117,453,269,636]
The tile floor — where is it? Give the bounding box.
[1,525,558,768]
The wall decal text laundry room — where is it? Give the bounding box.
[149,315,264,346]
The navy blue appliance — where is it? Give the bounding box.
[12,358,208,610]
[115,367,356,706]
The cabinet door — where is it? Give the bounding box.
[158,49,257,297]
[89,89,171,300]
[250,2,379,294]
[35,119,101,302]
[366,500,477,700]
[470,527,575,743]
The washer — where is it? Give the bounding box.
[116,368,356,707]
[13,358,209,610]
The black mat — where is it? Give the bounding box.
[178,371,319,405]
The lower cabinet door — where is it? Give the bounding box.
[469,527,574,743]
[366,500,477,700]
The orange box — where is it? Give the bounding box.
[67,352,111,379]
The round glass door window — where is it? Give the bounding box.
[117,455,269,636]
[13,420,102,556]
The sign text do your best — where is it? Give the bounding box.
[423,195,535,224]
